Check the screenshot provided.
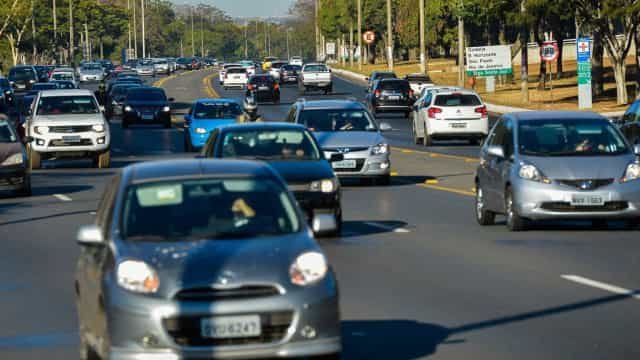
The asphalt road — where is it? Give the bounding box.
[0,69,638,359]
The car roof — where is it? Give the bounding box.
[506,111,608,122]
[124,159,278,185]
[298,99,365,110]
[194,98,240,104]
[39,89,93,97]
[303,63,326,66]
[218,122,307,133]
[432,88,478,95]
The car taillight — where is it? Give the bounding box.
[374,89,381,98]
[408,89,414,98]
[248,84,255,91]
[475,106,488,116]
[427,107,442,119]
[274,83,279,90]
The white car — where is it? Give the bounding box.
[269,61,288,81]
[404,73,434,94]
[152,58,170,74]
[78,63,105,82]
[219,63,240,84]
[411,88,489,146]
[289,56,304,66]
[50,70,78,88]
[26,89,111,169]
[222,67,248,89]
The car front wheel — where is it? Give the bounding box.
[505,188,528,231]
[475,186,495,225]
[29,146,41,170]
[94,150,111,169]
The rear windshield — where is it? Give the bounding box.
[82,63,102,70]
[36,96,99,115]
[406,75,432,82]
[374,72,397,80]
[379,80,409,91]
[112,84,141,96]
[304,64,328,72]
[193,102,242,119]
[249,76,274,84]
[227,68,247,74]
[282,65,302,71]
[53,81,75,89]
[434,94,481,106]
[52,73,74,81]
[9,68,35,80]
[271,62,287,69]
[127,89,166,101]
[32,84,58,90]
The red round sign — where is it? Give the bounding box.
[540,42,559,62]
[363,31,375,44]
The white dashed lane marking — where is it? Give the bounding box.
[53,194,72,202]
[562,275,640,300]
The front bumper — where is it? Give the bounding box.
[323,149,390,177]
[80,75,104,82]
[31,130,110,154]
[512,178,640,220]
[373,102,411,112]
[289,188,341,219]
[123,111,171,124]
[104,277,340,359]
[428,117,488,138]
[0,165,28,190]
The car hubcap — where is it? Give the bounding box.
[506,195,513,224]
[476,188,484,219]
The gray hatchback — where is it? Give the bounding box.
[475,111,640,231]
[75,159,341,359]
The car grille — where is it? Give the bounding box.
[49,125,93,133]
[162,311,293,347]
[540,201,628,212]
[556,178,614,190]
[324,146,370,153]
[333,159,366,172]
[49,139,93,147]
[175,285,280,301]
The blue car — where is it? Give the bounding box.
[183,98,242,151]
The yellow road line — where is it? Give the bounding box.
[202,72,219,98]
[418,183,475,197]
[391,147,478,162]
[425,179,439,184]
[390,171,398,176]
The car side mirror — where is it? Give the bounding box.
[329,153,344,162]
[486,145,505,158]
[379,122,392,132]
[76,225,104,246]
[312,213,337,235]
[168,97,175,102]
[23,136,34,144]
[633,144,640,156]
[364,77,369,81]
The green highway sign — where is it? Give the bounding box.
[466,68,513,77]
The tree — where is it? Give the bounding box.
[5,1,31,65]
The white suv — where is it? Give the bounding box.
[26,89,111,169]
[411,88,488,146]
[222,67,248,89]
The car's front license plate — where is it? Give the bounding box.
[142,114,154,120]
[570,194,605,206]
[450,123,467,128]
[332,159,357,169]
[388,95,400,100]
[201,315,261,339]
[62,135,81,142]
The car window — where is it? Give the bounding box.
[193,102,241,119]
[32,84,58,90]
[504,119,514,158]
[227,68,247,74]
[434,94,481,106]
[121,178,300,240]
[0,121,18,143]
[219,129,321,161]
[112,84,141,96]
[286,105,297,122]
[52,73,74,81]
[299,109,377,132]
[518,119,629,156]
[488,119,506,147]
[36,96,100,115]
[10,68,36,80]
[304,65,328,72]
[379,80,409,91]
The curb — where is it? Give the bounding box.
[331,67,625,118]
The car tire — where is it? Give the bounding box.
[122,119,129,129]
[78,330,100,360]
[184,136,193,152]
[376,174,391,186]
[29,146,41,170]
[423,133,433,146]
[17,175,32,197]
[412,123,423,144]
[95,151,111,169]
[505,187,528,231]
[404,111,410,119]
[164,119,171,129]
[475,186,495,225]
[311,353,341,360]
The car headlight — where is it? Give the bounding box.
[290,252,328,286]
[1,153,24,166]
[371,143,389,155]
[310,178,337,193]
[34,126,49,135]
[195,127,207,134]
[116,260,160,294]
[621,162,640,183]
[124,105,132,112]
[162,106,171,112]
[92,124,105,133]
[518,163,550,183]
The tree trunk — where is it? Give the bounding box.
[612,61,628,105]
[100,38,104,59]
[592,31,604,98]
[538,61,547,90]
[635,31,640,98]
[556,36,563,78]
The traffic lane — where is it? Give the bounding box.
[327,182,640,359]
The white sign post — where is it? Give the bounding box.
[465,45,513,77]
[326,42,336,56]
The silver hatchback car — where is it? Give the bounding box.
[75,159,341,359]
[475,112,640,231]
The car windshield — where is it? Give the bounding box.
[299,109,377,132]
[518,119,629,156]
[434,94,481,106]
[127,89,166,101]
[0,121,17,143]
[304,65,328,72]
[53,81,75,89]
[220,129,321,161]
[0,78,10,88]
[9,68,34,80]
[283,65,301,71]
[112,84,141,96]
[193,102,241,119]
[52,73,73,81]
[32,84,57,90]
[36,96,99,115]
[379,80,409,91]
[82,64,101,70]
[121,178,300,241]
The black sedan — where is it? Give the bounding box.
[280,64,302,84]
[365,78,414,118]
[106,83,142,119]
[246,74,280,104]
[201,122,344,235]
[121,87,174,128]
[0,116,30,196]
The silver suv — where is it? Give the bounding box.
[287,99,392,185]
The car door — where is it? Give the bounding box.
[417,91,433,138]
[481,118,507,210]
[493,119,515,210]
[620,101,640,144]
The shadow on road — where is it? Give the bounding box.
[0,209,94,226]
[337,220,408,238]
[32,185,93,197]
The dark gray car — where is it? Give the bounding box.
[75,159,341,360]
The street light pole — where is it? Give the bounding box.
[419,0,426,74]
[191,6,195,56]
[286,29,291,60]
[386,0,393,71]
[133,0,137,58]
[244,23,248,59]
[457,0,465,87]
[69,0,74,65]
[141,0,146,58]
[127,0,132,55]
[200,11,204,57]
[357,0,361,69]
[315,0,319,61]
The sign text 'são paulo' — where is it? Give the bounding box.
[465,45,513,77]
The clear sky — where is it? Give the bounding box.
[175,0,295,18]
